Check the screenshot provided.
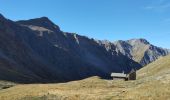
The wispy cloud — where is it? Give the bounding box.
[144,0,170,12]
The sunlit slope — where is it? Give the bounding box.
[137,55,170,79]
[123,55,170,99]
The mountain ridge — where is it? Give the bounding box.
[0,14,141,83]
[0,13,169,83]
[16,16,61,32]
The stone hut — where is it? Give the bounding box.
[111,69,136,81]
[127,69,136,80]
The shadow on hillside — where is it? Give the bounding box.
[0,74,113,84]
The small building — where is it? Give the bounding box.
[111,69,136,81]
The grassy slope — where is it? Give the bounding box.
[124,55,170,99]
[138,55,170,79]
[0,55,170,100]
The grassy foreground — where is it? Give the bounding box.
[0,55,170,100]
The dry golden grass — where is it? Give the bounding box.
[138,55,170,79]
[0,55,170,100]
[0,77,127,100]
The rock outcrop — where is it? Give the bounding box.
[114,39,169,66]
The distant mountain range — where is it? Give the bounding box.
[113,39,169,66]
[0,13,169,83]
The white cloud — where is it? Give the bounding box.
[144,6,155,10]
[144,0,170,12]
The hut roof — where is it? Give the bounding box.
[111,73,127,78]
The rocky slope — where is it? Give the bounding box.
[0,14,141,83]
[113,39,169,66]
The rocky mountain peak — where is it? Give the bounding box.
[0,13,5,20]
[16,17,60,32]
[39,16,50,20]
[114,40,129,46]
[114,38,169,66]
[0,13,8,23]
[0,13,14,32]
[127,38,150,45]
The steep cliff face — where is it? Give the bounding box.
[17,17,141,74]
[114,39,169,66]
[0,14,141,83]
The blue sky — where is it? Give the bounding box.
[0,0,170,48]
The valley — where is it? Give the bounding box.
[0,13,170,100]
[0,55,170,100]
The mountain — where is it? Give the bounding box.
[0,14,141,83]
[168,49,170,53]
[113,39,169,66]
